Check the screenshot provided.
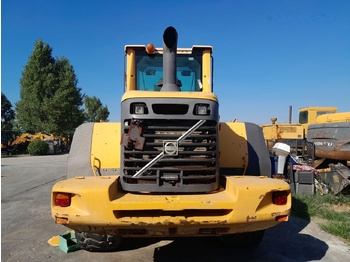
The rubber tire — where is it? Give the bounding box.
[67,123,95,178]
[219,230,265,247]
[75,232,122,252]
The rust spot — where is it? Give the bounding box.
[259,194,265,199]
[271,212,281,217]
[246,215,257,222]
[315,148,350,161]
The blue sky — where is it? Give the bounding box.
[2,0,350,124]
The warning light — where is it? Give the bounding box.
[146,43,156,54]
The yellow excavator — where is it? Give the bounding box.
[2,131,69,155]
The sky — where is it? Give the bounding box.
[1,0,350,124]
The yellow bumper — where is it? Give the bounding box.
[51,176,291,237]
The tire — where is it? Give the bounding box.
[219,230,265,247]
[75,232,122,252]
[67,123,95,178]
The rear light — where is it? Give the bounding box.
[272,191,288,205]
[276,215,289,221]
[55,193,71,207]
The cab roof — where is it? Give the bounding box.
[124,45,213,54]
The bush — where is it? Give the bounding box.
[27,139,49,155]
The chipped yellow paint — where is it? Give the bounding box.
[52,175,291,236]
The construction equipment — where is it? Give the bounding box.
[262,106,350,164]
[2,132,69,155]
[261,107,350,195]
[307,112,350,162]
[51,27,291,252]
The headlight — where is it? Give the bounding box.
[134,104,145,114]
[131,103,148,114]
[195,104,209,115]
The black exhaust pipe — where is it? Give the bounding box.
[160,26,180,92]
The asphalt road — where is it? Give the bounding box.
[1,155,349,262]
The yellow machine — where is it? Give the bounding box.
[2,132,69,155]
[262,107,338,141]
[261,107,350,163]
[51,27,291,251]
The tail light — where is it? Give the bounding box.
[272,191,288,205]
[55,193,71,207]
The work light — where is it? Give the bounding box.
[133,103,145,114]
[195,104,209,115]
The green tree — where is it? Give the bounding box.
[84,95,110,122]
[1,92,15,130]
[16,39,84,135]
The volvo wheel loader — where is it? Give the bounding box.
[51,27,291,252]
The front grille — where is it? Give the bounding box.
[121,119,219,192]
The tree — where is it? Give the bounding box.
[16,39,85,135]
[1,92,15,130]
[84,96,110,122]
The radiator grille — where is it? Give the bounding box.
[121,119,219,192]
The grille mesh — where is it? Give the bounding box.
[121,119,218,191]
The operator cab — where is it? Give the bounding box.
[124,45,213,93]
[135,51,202,91]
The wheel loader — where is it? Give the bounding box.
[51,26,291,251]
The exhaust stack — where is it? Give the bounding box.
[160,26,180,92]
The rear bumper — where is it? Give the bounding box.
[51,175,291,237]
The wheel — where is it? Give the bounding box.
[67,123,95,178]
[219,230,265,247]
[75,231,122,252]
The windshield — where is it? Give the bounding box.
[299,111,308,124]
[135,53,202,91]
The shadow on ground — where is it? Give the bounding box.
[152,216,328,262]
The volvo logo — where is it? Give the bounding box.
[163,140,178,156]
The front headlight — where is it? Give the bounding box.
[195,104,209,115]
[131,103,148,114]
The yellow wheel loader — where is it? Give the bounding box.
[51,27,291,252]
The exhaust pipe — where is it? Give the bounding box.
[160,26,181,92]
[289,105,292,124]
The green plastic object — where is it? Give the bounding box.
[58,231,80,253]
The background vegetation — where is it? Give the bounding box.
[292,194,350,244]
[1,92,15,130]
[2,39,110,137]
[27,139,49,155]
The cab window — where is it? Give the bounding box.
[135,52,202,91]
[317,111,334,117]
[299,111,308,124]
